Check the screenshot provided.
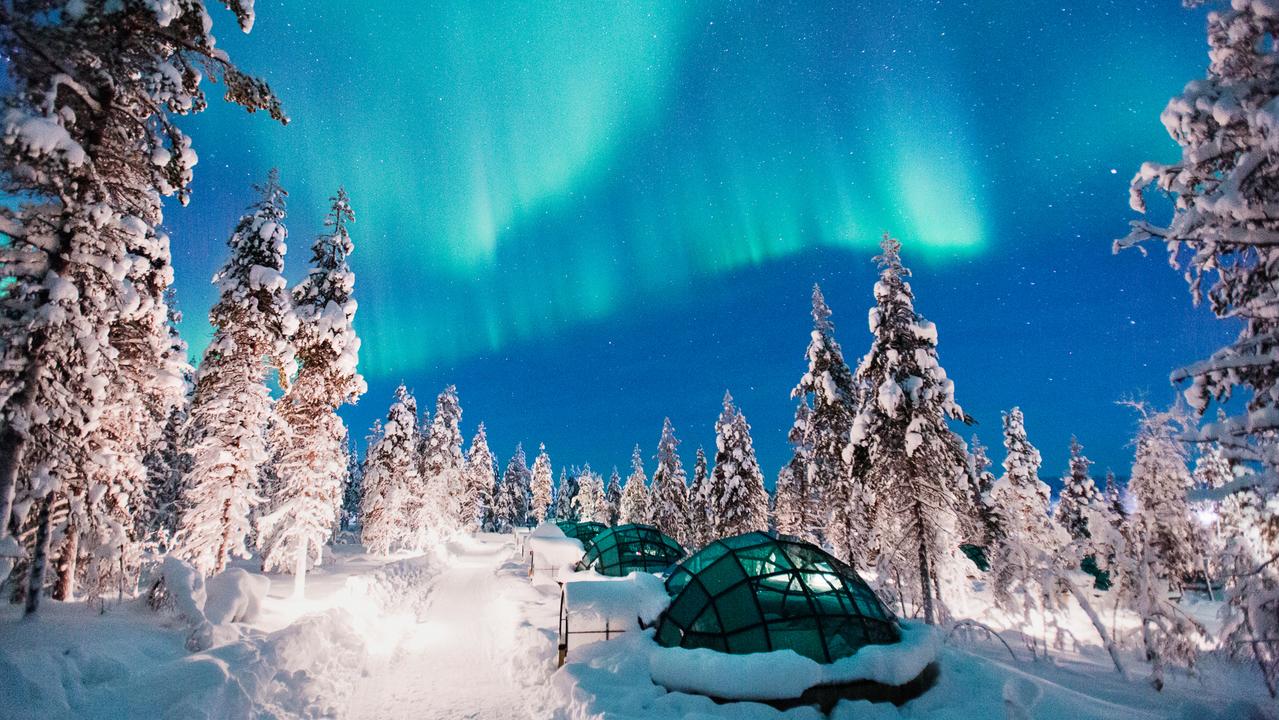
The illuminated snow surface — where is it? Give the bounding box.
[1,533,1276,719]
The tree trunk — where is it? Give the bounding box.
[918,535,936,625]
[0,424,24,549]
[292,536,307,599]
[23,495,52,616]
[53,524,78,601]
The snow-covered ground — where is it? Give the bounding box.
[2,534,1276,719]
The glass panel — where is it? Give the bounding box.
[768,619,828,662]
[714,583,760,633]
[699,555,748,594]
[726,626,769,654]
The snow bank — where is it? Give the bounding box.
[204,568,270,625]
[0,550,443,719]
[563,571,670,629]
[649,621,940,701]
[160,557,270,651]
[527,524,586,582]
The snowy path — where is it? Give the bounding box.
[346,536,531,720]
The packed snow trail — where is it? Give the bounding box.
[347,536,530,720]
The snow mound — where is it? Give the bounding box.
[528,528,586,577]
[649,621,940,701]
[563,571,670,629]
[204,568,270,625]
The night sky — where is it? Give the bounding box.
[168,0,1234,483]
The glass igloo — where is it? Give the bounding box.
[655,532,899,662]
[556,520,608,546]
[577,523,685,577]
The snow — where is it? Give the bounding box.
[4,533,1278,719]
[649,621,940,701]
[562,571,669,629]
[527,523,585,579]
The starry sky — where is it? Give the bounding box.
[168,0,1234,483]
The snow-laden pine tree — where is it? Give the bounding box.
[606,468,623,527]
[573,466,607,524]
[1054,437,1103,543]
[258,189,365,593]
[618,446,649,525]
[707,392,769,540]
[844,235,972,624]
[85,284,191,600]
[649,419,690,545]
[686,447,711,547]
[1120,0,1279,501]
[1217,481,1279,696]
[529,444,555,525]
[142,397,190,542]
[0,0,282,611]
[1110,404,1206,690]
[775,399,819,542]
[554,467,579,522]
[1119,4,1279,693]
[360,386,421,554]
[341,432,362,532]
[1192,444,1232,583]
[989,409,1062,629]
[494,445,532,531]
[460,424,496,531]
[1103,470,1127,525]
[964,434,1002,548]
[983,409,1127,674]
[419,386,465,533]
[173,173,298,576]
[790,285,858,545]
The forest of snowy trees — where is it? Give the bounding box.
[1,0,1278,709]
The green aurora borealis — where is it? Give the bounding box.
[169,0,1232,474]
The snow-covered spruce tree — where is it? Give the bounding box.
[686,446,711,547]
[1108,403,1206,690]
[461,424,497,531]
[649,418,691,545]
[1103,470,1128,525]
[606,467,623,527]
[707,392,769,540]
[84,283,191,600]
[985,409,1129,674]
[173,173,298,577]
[618,446,649,525]
[360,386,421,554]
[529,444,555,525]
[1217,480,1279,696]
[1119,3,1279,692]
[1120,0,1279,499]
[494,445,532,531]
[419,385,465,535]
[790,284,859,545]
[0,0,283,611]
[964,434,1002,547]
[1054,437,1103,543]
[844,235,972,624]
[775,399,819,542]
[341,431,362,532]
[554,467,579,522]
[573,465,607,524]
[258,189,366,593]
[989,409,1062,645]
[142,396,190,542]
[1192,443,1232,579]
[353,420,382,537]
